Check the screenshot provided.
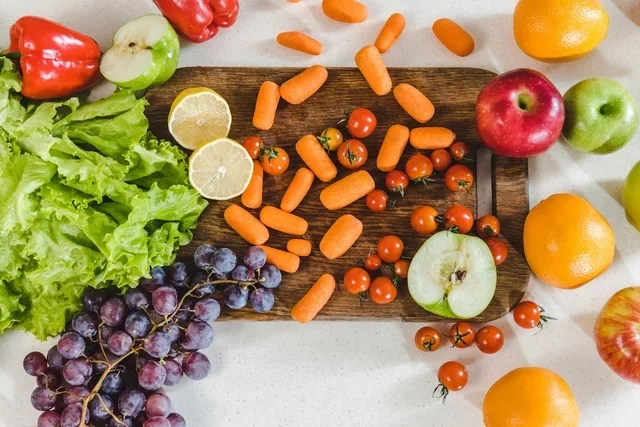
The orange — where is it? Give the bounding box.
[523,193,614,289]
[513,0,609,62]
[483,367,580,427]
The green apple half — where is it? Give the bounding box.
[562,78,639,154]
[408,231,497,319]
[100,15,180,92]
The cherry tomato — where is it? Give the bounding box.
[476,325,504,354]
[414,327,442,352]
[385,170,409,197]
[394,259,410,279]
[368,277,397,304]
[411,206,439,234]
[449,141,472,162]
[435,361,468,402]
[513,301,555,330]
[430,149,452,172]
[485,237,508,266]
[444,164,474,192]
[343,267,371,295]
[318,127,344,151]
[260,146,290,176]
[337,139,368,169]
[448,321,476,348]
[476,215,501,238]
[377,235,404,263]
[366,189,390,213]
[443,204,474,234]
[405,153,433,183]
[242,136,263,160]
[364,253,382,271]
[346,107,377,138]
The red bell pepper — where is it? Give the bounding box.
[6,16,102,100]
[153,0,240,44]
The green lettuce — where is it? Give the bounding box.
[0,58,207,339]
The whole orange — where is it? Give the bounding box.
[523,193,614,289]
[483,367,580,427]
[513,0,609,62]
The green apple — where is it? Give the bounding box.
[100,15,180,92]
[562,78,639,154]
[623,161,640,231]
[408,231,497,319]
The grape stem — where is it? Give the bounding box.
[78,278,240,427]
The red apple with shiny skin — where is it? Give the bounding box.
[594,287,640,384]
[476,68,565,158]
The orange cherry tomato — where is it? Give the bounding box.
[394,259,410,279]
[485,237,508,265]
[443,204,474,234]
[343,267,371,294]
[435,361,468,402]
[476,215,501,238]
[405,153,434,183]
[411,206,439,234]
[366,189,389,213]
[260,146,290,176]
[377,235,404,263]
[368,277,397,304]
[364,253,383,271]
[448,321,476,348]
[430,149,452,172]
[414,327,442,352]
[242,136,264,159]
[476,325,504,354]
[337,139,368,169]
[318,127,344,151]
[444,164,474,192]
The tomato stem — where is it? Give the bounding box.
[433,383,449,403]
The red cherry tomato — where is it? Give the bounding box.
[448,322,476,348]
[513,301,555,330]
[414,327,442,352]
[411,206,439,234]
[377,235,404,263]
[435,361,468,402]
[366,190,390,213]
[385,170,409,197]
[337,139,368,169]
[449,141,472,162]
[394,259,410,279]
[485,237,508,266]
[364,253,382,271]
[346,107,377,138]
[343,267,371,294]
[476,325,504,354]
[405,153,434,183]
[476,215,501,238]
[260,146,290,176]
[444,164,474,192]
[443,204,474,234]
[369,277,397,304]
[430,149,452,172]
[242,136,263,159]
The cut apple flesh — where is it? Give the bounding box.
[408,231,497,319]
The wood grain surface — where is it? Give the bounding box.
[145,67,530,322]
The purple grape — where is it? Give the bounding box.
[82,288,106,313]
[152,286,178,315]
[141,266,167,292]
[231,265,254,282]
[101,371,125,395]
[138,360,166,390]
[100,297,127,326]
[181,322,214,350]
[260,264,282,289]
[108,331,133,356]
[163,359,183,386]
[167,343,180,359]
[92,351,116,375]
[174,297,196,323]
[71,311,99,338]
[182,352,211,380]
[31,386,57,411]
[144,417,171,427]
[47,346,66,370]
[62,358,92,386]
[57,332,85,359]
[212,248,237,275]
[118,388,146,417]
[37,368,62,389]
[124,311,152,339]
[223,285,249,309]
[146,393,172,417]
[244,246,267,270]
[24,351,48,376]
[61,402,89,427]
[250,288,275,313]
[89,393,113,420]
[110,418,134,427]
[197,282,216,295]
[194,298,221,323]
[37,411,61,427]
[161,323,180,342]
[145,332,171,358]
[63,385,89,405]
[167,262,189,286]
[213,271,228,280]
[167,413,186,427]
[124,288,149,310]
[99,324,116,342]
[194,244,216,270]
[189,268,208,287]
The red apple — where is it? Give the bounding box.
[594,287,640,383]
[476,68,565,158]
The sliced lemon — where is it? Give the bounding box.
[189,137,254,200]
[168,87,232,150]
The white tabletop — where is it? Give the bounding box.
[1,1,640,426]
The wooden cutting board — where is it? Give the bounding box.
[145,67,530,322]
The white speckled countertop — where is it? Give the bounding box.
[1,1,640,426]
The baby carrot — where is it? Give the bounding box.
[280,65,328,105]
[287,239,312,257]
[320,170,375,210]
[241,160,263,209]
[377,124,410,172]
[253,81,280,131]
[374,13,406,54]
[393,83,435,123]
[432,18,475,57]
[259,206,309,236]
[409,127,456,150]
[319,214,363,259]
[355,45,392,96]
[322,0,367,24]
[291,274,336,323]
[259,245,301,273]
[224,204,269,245]
[277,31,323,56]
[295,134,337,182]
[281,167,315,212]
